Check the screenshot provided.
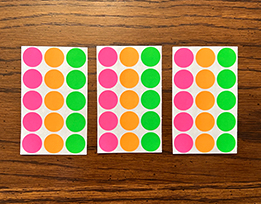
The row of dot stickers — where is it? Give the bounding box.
[172,47,237,154]
[21,46,88,155]
[97,46,162,153]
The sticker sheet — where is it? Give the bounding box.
[21,46,88,155]
[97,46,162,153]
[172,47,237,154]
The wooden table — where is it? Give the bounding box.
[0,0,260,203]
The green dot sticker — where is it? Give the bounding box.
[141,69,160,88]
[66,48,86,68]
[66,92,86,111]
[217,48,236,68]
[141,90,160,109]
[141,111,160,130]
[66,134,86,153]
[217,133,236,153]
[66,113,86,132]
[217,91,236,110]
[217,69,236,89]
[141,132,160,152]
[66,70,86,89]
[217,112,236,131]
[141,47,160,67]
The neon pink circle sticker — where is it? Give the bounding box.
[99,133,118,152]
[174,70,193,89]
[98,69,118,88]
[174,91,193,110]
[99,90,118,109]
[23,47,42,67]
[22,134,42,153]
[23,91,42,110]
[99,111,118,131]
[23,112,42,132]
[174,134,193,153]
[174,48,194,68]
[174,112,193,131]
[98,47,118,67]
[23,69,42,89]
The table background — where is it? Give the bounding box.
[0,0,260,203]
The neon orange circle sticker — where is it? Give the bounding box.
[120,69,139,88]
[120,47,139,67]
[195,112,215,132]
[44,91,64,111]
[44,48,64,68]
[44,134,64,153]
[120,132,139,151]
[44,70,64,89]
[196,48,215,68]
[195,134,215,153]
[44,112,64,132]
[120,111,139,130]
[120,90,139,110]
[195,91,215,110]
[196,69,215,89]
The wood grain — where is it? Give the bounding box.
[0,0,261,203]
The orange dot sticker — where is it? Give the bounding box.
[196,48,215,68]
[44,112,64,132]
[44,70,64,89]
[44,91,64,111]
[195,91,215,110]
[120,69,139,88]
[196,70,215,89]
[44,134,64,153]
[120,90,139,109]
[195,112,215,132]
[120,111,139,130]
[44,48,64,68]
[120,47,139,67]
[120,132,139,151]
[195,134,215,153]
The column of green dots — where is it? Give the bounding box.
[65,48,87,154]
[216,48,237,153]
[140,47,161,152]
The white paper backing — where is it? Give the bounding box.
[97,46,162,153]
[172,46,238,154]
[21,46,88,155]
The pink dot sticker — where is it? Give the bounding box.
[99,111,118,131]
[99,90,118,110]
[98,47,118,67]
[174,70,193,89]
[174,48,194,68]
[23,112,42,132]
[98,69,118,88]
[22,134,42,153]
[174,112,193,131]
[23,69,42,89]
[23,91,42,110]
[174,134,193,153]
[99,133,118,152]
[174,91,193,110]
[23,47,42,67]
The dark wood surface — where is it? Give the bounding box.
[0,0,261,203]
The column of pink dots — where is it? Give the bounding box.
[173,48,194,153]
[97,47,119,152]
[22,47,43,153]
